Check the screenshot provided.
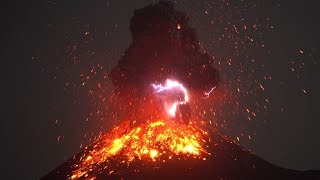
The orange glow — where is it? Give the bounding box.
[70,119,209,179]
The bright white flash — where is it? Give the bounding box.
[152,79,189,117]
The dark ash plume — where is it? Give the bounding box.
[111,1,220,97]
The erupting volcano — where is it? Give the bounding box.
[43,1,319,180]
[69,78,212,179]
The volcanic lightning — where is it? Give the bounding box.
[151,79,189,117]
[202,86,216,99]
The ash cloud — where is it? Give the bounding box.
[111,1,220,96]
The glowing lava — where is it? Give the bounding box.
[151,79,189,117]
[70,120,209,179]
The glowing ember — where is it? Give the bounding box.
[70,119,208,179]
[151,79,189,117]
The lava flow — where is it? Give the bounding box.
[70,120,210,179]
[70,79,211,179]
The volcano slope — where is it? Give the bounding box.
[42,122,319,180]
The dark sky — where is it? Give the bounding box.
[3,0,320,179]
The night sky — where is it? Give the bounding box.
[3,0,320,179]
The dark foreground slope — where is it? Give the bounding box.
[42,131,319,180]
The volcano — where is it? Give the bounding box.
[42,119,319,179]
[43,1,319,179]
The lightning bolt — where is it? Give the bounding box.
[151,79,189,117]
[202,86,216,99]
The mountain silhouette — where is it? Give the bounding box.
[42,130,319,179]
